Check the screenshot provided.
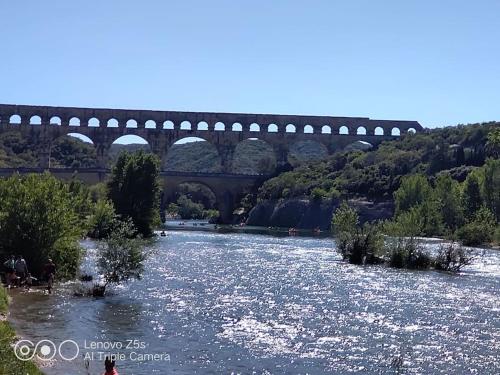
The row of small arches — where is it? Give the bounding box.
[3,115,416,136]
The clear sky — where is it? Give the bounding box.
[1,0,499,129]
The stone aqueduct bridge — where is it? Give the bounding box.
[0,104,423,222]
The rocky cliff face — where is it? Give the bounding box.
[246,198,394,230]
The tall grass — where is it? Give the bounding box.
[0,287,7,314]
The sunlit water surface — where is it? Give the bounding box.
[9,231,500,374]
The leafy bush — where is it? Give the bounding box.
[457,223,491,246]
[169,195,219,220]
[310,187,328,202]
[87,200,118,239]
[332,203,383,264]
[204,209,220,221]
[494,226,500,246]
[383,207,432,269]
[95,220,146,296]
[434,243,473,272]
[394,174,431,214]
[386,237,432,270]
[89,182,108,203]
[176,195,206,219]
[457,206,496,246]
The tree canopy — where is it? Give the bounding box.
[0,173,85,278]
[107,151,161,237]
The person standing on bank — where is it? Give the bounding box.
[43,259,56,294]
[15,255,28,284]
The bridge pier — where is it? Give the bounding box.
[95,144,111,169]
[38,150,50,169]
[216,144,236,173]
[215,190,237,224]
[273,143,290,168]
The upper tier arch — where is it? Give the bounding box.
[0,104,423,134]
[0,104,424,171]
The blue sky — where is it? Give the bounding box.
[1,0,499,131]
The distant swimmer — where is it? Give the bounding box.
[43,258,56,294]
[160,231,167,237]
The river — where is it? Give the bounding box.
[8,231,500,374]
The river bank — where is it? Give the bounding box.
[164,220,331,237]
[0,286,43,375]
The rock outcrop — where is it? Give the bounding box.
[246,198,394,230]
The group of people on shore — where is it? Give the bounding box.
[2,255,56,294]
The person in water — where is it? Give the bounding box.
[103,357,119,375]
[43,259,56,294]
[24,273,36,290]
[15,255,29,284]
[3,255,16,288]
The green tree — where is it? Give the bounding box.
[486,128,500,159]
[385,206,423,238]
[0,173,83,278]
[394,174,431,215]
[68,178,93,226]
[481,158,500,220]
[310,187,328,203]
[175,195,206,219]
[87,200,118,239]
[107,151,161,237]
[96,220,146,296]
[417,198,445,236]
[461,172,483,220]
[434,174,463,231]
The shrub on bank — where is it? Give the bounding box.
[387,237,433,270]
[94,220,146,296]
[383,208,433,270]
[457,206,496,246]
[494,226,500,246]
[434,242,474,272]
[332,203,475,273]
[332,203,384,265]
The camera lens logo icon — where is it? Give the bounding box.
[35,340,57,361]
[14,339,79,362]
[14,340,35,361]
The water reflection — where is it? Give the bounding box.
[8,232,500,374]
